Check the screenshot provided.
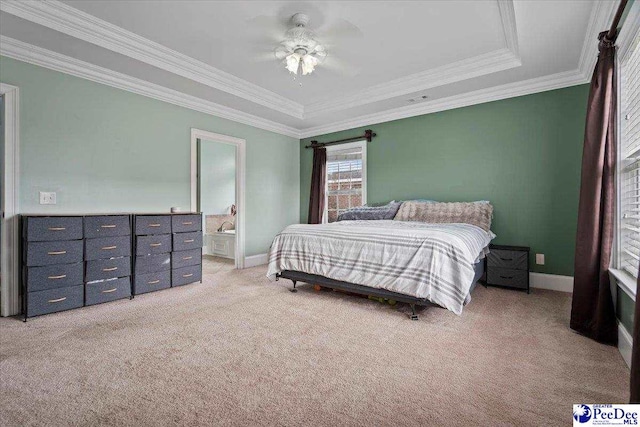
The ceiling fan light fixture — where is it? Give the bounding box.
[275,13,327,77]
[285,53,301,74]
[301,54,319,75]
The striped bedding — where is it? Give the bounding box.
[266,220,495,315]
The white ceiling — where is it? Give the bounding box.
[0,1,617,138]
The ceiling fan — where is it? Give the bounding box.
[248,10,362,78]
[274,13,327,76]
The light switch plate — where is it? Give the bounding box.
[535,253,545,265]
[39,191,57,205]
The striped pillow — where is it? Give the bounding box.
[337,201,402,221]
[394,201,493,231]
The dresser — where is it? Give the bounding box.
[132,213,202,295]
[21,212,202,319]
[485,244,530,293]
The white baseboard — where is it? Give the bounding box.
[619,322,633,368]
[244,253,268,268]
[529,272,573,293]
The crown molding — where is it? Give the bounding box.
[0,0,305,119]
[299,68,588,138]
[577,0,619,80]
[617,0,640,64]
[0,37,301,138]
[304,0,521,118]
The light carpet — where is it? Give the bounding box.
[0,258,629,426]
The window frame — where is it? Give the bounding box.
[612,2,640,300]
[323,140,367,224]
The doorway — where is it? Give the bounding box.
[190,129,245,269]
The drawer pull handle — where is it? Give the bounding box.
[184,239,195,243]
[148,279,160,285]
[150,243,162,247]
[47,251,67,255]
[148,223,161,227]
[48,227,66,231]
[182,221,193,225]
[48,297,67,303]
[499,257,513,261]
[102,288,118,293]
[102,267,118,272]
[183,273,193,278]
[48,274,67,280]
[102,246,117,250]
[101,224,117,228]
[183,256,193,260]
[499,276,514,279]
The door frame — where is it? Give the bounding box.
[190,128,246,269]
[0,83,20,316]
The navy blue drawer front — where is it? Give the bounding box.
[86,257,131,282]
[136,234,171,255]
[172,214,202,233]
[487,268,528,289]
[26,285,84,317]
[25,217,83,242]
[86,277,131,306]
[84,215,130,238]
[134,270,171,294]
[26,262,84,292]
[85,236,131,261]
[26,240,84,267]
[135,215,171,235]
[135,253,171,275]
[487,250,528,271]
[171,248,202,270]
[172,264,202,287]
[172,231,203,252]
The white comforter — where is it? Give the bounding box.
[266,220,495,315]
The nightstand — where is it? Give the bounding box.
[485,244,530,293]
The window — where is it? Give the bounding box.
[324,141,367,223]
[618,31,640,279]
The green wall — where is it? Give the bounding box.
[199,140,236,216]
[0,56,300,256]
[301,85,590,276]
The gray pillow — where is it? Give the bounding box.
[337,201,402,221]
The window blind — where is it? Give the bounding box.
[620,34,640,277]
[325,147,363,223]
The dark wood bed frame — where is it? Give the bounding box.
[276,262,485,320]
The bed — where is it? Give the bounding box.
[267,219,495,319]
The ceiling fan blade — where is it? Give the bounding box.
[320,18,363,42]
[320,56,361,77]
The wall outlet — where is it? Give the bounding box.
[536,253,545,265]
[39,191,57,205]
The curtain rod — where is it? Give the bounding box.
[608,0,629,39]
[305,129,376,149]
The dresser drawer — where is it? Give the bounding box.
[25,217,83,242]
[487,249,528,270]
[25,262,84,292]
[136,234,171,255]
[84,215,130,238]
[171,248,202,269]
[486,268,528,289]
[134,270,171,294]
[86,277,131,306]
[172,214,201,233]
[173,231,203,252]
[135,253,170,275]
[135,215,171,235]
[26,240,84,267]
[26,285,84,317]
[86,257,131,282]
[172,264,202,287]
[85,236,131,261]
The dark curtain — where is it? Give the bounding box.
[632,268,640,402]
[308,147,327,224]
[570,31,618,346]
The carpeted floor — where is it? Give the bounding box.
[0,258,630,426]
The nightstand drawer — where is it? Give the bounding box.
[487,268,528,289]
[487,249,528,270]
